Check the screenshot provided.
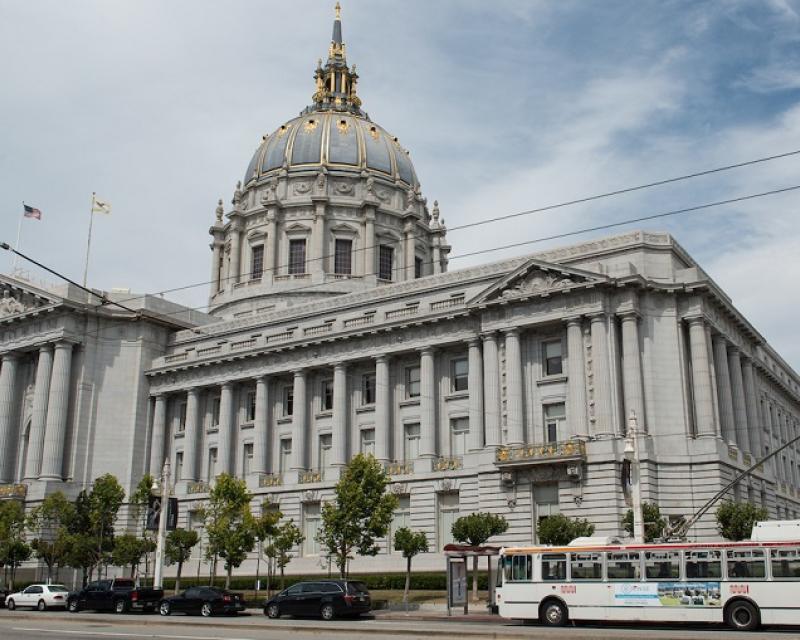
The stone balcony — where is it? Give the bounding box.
[259,473,283,488]
[186,481,210,495]
[384,461,413,476]
[494,440,586,468]
[299,470,322,484]
[433,456,463,472]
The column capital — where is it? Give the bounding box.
[374,354,388,365]
[293,369,307,379]
[186,387,201,397]
[466,336,481,349]
[685,315,706,327]
[221,381,234,391]
[503,327,520,337]
[150,391,166,399]
[255,374,269,383]
[728,344,741,356]
[1,351,20,362]
[617,309,640,322]
[38,343,55,354]
[564,315,584,327]
[480,331,497,342]
[588,311,608,323]
[417,346,436,356]
[333,362,348,373]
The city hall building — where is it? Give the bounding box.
[1,9,799,577]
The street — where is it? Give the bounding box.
[1,610,800,640]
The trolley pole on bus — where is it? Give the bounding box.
[624,411,645,544]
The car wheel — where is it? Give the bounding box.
[265,603,280,619]
[320,603,335,621]
[726,600,760,632]
[37,599,47,612]
[114,599,128,614]
[6,599,15,611]
[159,601,171,616]
[201,603,213,617]
[539,599,568,627]
[68,599,79,613]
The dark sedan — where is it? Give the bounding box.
[264,580,371,620]
[159,586,245,617]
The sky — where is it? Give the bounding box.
[1,0,799,368]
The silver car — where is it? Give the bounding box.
[5,584,69,611]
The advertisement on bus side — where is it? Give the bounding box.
[614,582,721,607]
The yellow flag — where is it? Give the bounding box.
[92,196,112,215]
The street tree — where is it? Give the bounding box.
[265,519,304,590]
[251,504,281,597]
[164,528,199,593]
[537,514,595,545]
[716,501,768,541]
[112,534,155,578]
[26,491,76,582]
[0,500,30,590]
[65,490,98,584]
[393,527,428,606]
[451,512,508,602]
[128,473,156,578]
[317,453,398,577]
[622,502,666,542]
[88,474,126,575]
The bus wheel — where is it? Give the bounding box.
[725,600,759,631]
[540,599,568,627]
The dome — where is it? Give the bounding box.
[243,113,419,188]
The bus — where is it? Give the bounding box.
[495,536,800,631]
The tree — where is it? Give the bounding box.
[88,474,126,576]
[716,502,768,541]
[112,534,155,578]
[0,500,29,590]
[65,490,98,585]
[451,512,508,602]
[537,514,595,546]
[393,527,428,606]
[27,491,76,582]
[199,473,255,589]
[250,505,281,598]
[129,473,156,578]
[317,454,398,577]
[164,528,199,593]
[622,502,666,542]
[265,519,304,590]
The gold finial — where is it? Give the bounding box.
[335,2,341,20]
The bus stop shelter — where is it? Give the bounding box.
[442,544,501,616]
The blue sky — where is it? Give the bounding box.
[1,0,799,367]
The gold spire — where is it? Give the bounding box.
[335,2,341,20]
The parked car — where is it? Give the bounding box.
[158,586,246,617]
[0,587,9,608]
[5,584,69,611]
[67,578,163,614]
[263,580,371,620]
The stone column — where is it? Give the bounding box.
[432,239,442,275]
[252,376,269,476]
[505,329,524,446]
[291,370,307,470]
[266,211,278,280]
[419,348,437,457]
[331,363,348,467]
[40,342,73,480]
[727,347,749,454]
[24,345,54,480]
[404,219,415,280]
[217,382,234,476]
[182,388,201,481]
[467,338,485,451]
[229,222,242,285]
[364,207,375,278]
[620,312,646,432]
[712,336,736,444]
[210,241,222,294]
[590,314,613,436]
[312,200,326,277]
[565,318,588,439]
[149,394,168,477]
[482,333,501,447]
[374,355,390,462]
[688,318,716,436]
[0,353,21,483]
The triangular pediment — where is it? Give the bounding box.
[468,258,609,307]
[0,275,64,321]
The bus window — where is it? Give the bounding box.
[771,547,800,579]
[606,552,642,581]
[645,550,680,580]
[570,552,602,580]
[541,553,567,581]
[499,556,509,586]
[726,549,766,579]
[510,554,533,582]
[685,550,722,579]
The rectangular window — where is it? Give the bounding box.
[242,443,253,478]
[414,256,423,279]
[246,391,256,422]
[318,433,332,470]
[543,339,563,376]
[570,552,602,580]
[509,554,534,582]
[437,492,459,550]
[362,374,376,405]
[450,417,469,456]
[279,438,292,473]
[727,549,766,579]
[541,554,567,581]
[544,403,566,443]
[283,387,294,417]
[404,423,420,462]
[533,483,560,543]
[303,502,321,556]
[406,366,421,398]
[685,549,722,579]
[770,548,800,578]
[321,380,334,411]
[207,448,218,482]
[288,239,306,275]
[210,397,221,427]
[450,357,468,393]
[391,495,411,549]
[175,452,184,482]
[379,245,393,281]
[178,401,187,432]
[250,245,264,280]
[334,239,352,275]
[607,551,642,581]
[644,550,681,580]
[360,428,375,457]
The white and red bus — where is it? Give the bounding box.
[495,534,800,631]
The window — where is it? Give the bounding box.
[541,554,567,581]
[607,551,642,580]
[570,552,602,580]
[360,428,375,456]
[279,438,292,473]
[450,417,469,456]
[362,374,376,405]
[391,495,411,550]
[318,433,332,470]
[210,396,221,427]
[414,256,423,279]
[246,391,256,422]
[543,339,563,376]
[437,492,459,550]
[242,443,253,478]
[685,549,722,579]
[175,451,184,482]
[178,401,187,432]
[450,357,468,393]
[321,380,333,411]
[404,423,420,462]
[644,550,680,580]
[379,245,393,281]
[250,245,264,280]
[727,549,766,579]
[533,483,560,543]
[771,547,800,578]
[288,239,306,275]
[544,403,566,443]
[207,448,218,482]
[303,502,321,556]
[406,366,421,398]
[334,239,352,275]
[283,387,294,417]
[508,554,534,582]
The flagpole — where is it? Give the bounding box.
[83,192,95,288]
[13,202,24,273]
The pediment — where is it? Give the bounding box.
[0,276,63,321]
[468,258,609,307]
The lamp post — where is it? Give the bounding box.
[152,458,171,589]
[624,410,645,544]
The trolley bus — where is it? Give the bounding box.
[495,534,800,631]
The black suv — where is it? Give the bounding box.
[264,580,371,620]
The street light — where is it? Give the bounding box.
[624,411,645,544]
[152,458,171,589]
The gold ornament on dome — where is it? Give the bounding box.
[336,118,350,134]
[304,118,319,132]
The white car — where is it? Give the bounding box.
[5,584,69,611]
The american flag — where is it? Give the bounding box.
[23,204,42,220]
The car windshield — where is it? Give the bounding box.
[47,585,69,592]
[347,581,369,594]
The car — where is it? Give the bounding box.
[158,586,246,617]
[67,578,163,614]
[5,584,70,611]
[0,587,9,608]
[263,579,371,621]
